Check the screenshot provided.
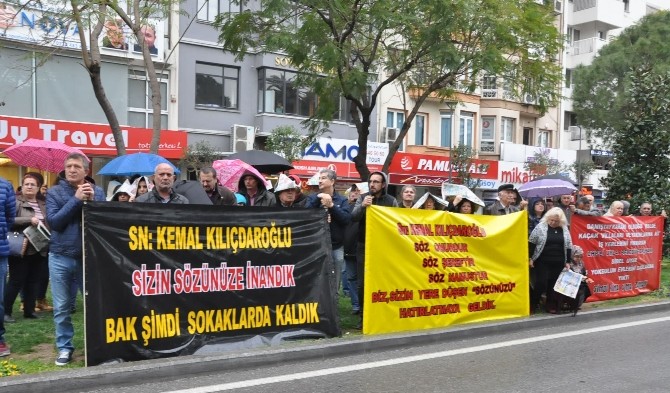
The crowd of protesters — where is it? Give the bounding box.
[1,155,668,366]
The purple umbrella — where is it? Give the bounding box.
[518,178,577,198]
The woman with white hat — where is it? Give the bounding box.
[274,174,304,208]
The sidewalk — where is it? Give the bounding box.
[2,300,670,393]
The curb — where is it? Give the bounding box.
[3,300,670,392]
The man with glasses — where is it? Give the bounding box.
[351,172,398,328]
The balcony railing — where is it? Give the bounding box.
[570,37,607,55]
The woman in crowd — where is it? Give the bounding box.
[110,180,135,202]
[604,201,624,217]
[528,198,547,234]
[399,185,416,208]
[413,192,447,210]
[528,207,573,314]
[564,245,594,313]
[4,172,50,321]
[130,175,152,201]
[448,195,476,214]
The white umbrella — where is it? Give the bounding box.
[441,183,485,207]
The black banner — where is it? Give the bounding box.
[84,203,338,366]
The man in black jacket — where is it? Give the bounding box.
[351,172,398,325]
[343,184,361,314]
[199,167,236,206]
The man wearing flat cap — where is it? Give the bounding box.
[484,184,526,215]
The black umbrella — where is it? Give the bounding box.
[227,150,294,174]
[173,180,213,205]
[531,173,577,185]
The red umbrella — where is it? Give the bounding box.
[3,138,90,173]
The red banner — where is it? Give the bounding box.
[0,115,187,158]
[388,152,498,180]
[570,215,663,301]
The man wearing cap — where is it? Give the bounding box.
[305,169,351,308]
[275,174,305,208]
[484,184,525,215]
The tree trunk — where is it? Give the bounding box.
[88,61,127,155]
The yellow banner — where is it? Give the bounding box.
[364,207,529,334]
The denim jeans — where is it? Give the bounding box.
[331,247,344,299]
[344,256,360,310]
[49,253,83,352]
[0,256,7,343]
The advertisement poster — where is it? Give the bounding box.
[363,207,529,335]
[84,203,338,366]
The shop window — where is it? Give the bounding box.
[459,112,474,147]
[480,116,495,153]
[195,62,239,110]
[414,114,425,146]
[257,68,322,118]
[128,70,168,128]
[197,0,241,23]
[501,117,514,143]
[440,112,452,147]
[538,130,550,147]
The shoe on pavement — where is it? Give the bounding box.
[0,343,10,357]
[4,315,15,323]
[55,350,73,366]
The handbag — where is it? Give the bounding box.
[23,222,51,252]
[7,232,28,257]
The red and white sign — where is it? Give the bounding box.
[387,152,498,186]
[290,159,381,179]
[571,215,663,302]
[0,115,187,158]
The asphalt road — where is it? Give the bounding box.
[85,308,670,393]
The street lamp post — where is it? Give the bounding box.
[569,125,583,195]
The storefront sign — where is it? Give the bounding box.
[0,115,186,158]
[0,1,165,61]
[388,152,498,182]
[290,159,381,180]
[302,138,389,165]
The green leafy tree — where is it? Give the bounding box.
[179,140,219,174]
[523,149,569,177]
[265,125,314,165]
[600,67,670,211]
[572,11,670,143]
[449,144,488,189]
[217,0,562,180]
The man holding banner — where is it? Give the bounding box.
[46,153,105,366]
[305,169,351,309]
[351,172,398,326]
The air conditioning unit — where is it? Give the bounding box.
[523,93,536,104]
[554,0,563,13]
[231,125,255,152]
[380,127,399,143]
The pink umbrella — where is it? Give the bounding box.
[212,159,272,192]
[3,138,90,173]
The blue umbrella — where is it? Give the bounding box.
[97,152,180,176]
